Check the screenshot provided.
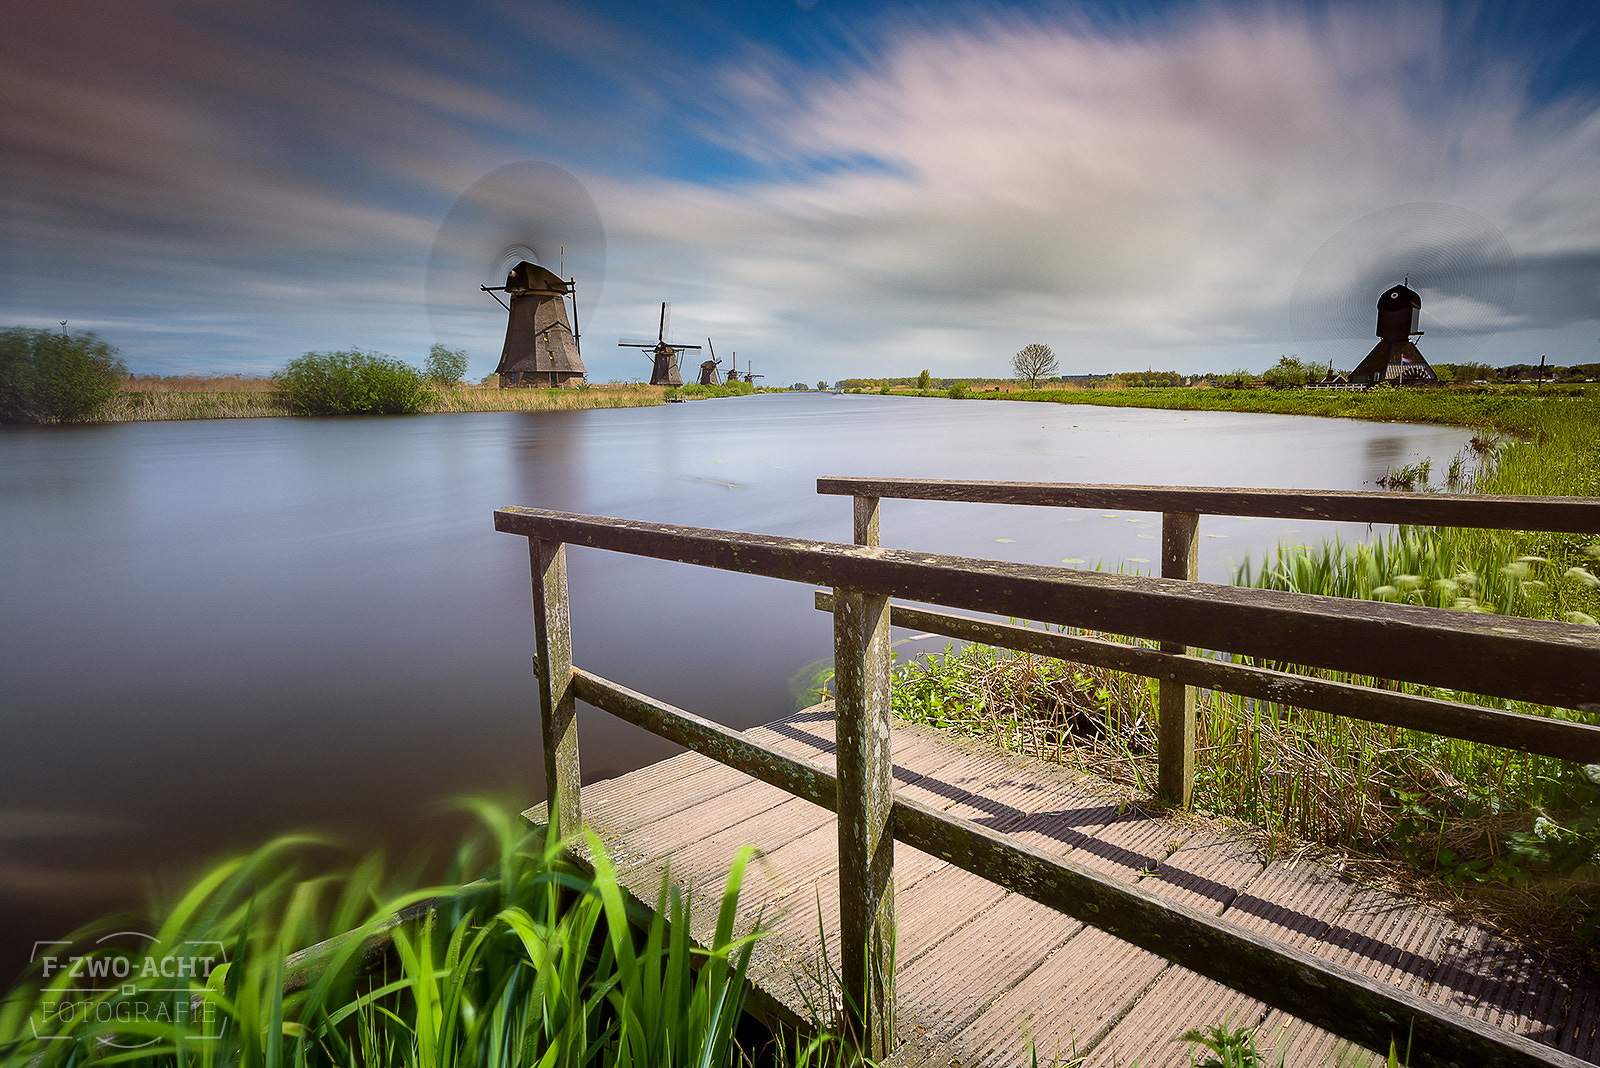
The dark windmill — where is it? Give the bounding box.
[482,261,587,388]
[619,303,701,386]
[696,339,722,385]
[724,352,741,384]
[1349,281,1437,386]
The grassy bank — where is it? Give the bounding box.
[100,379,671,421]
[889,384,1600,955]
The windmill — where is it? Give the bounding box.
[744,361,764,387]
[619,303,702,386]
[697,338,722,385]
[1349,280,1435,385]
[481,261,586,388]
[724,352,741,384]
[425,161,605,386]
[1290,203,1516,388]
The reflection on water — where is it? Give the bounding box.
[0,395,1473,977]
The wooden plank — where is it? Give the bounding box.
[1158,510,1199,806]
[814,477,1600,534]
[815,596,1600,763]
[530,538,582,836]
[1086,967,1267,1068]
[890,794,1590,1067]
[958,925,1169,1067]
[495,508,1600,711]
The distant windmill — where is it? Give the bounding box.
[697,338,722,385]
[744,361,764,387]
[1291,203,1515,388]
[1349,280,1437,385]
[619,303,702,386]
[724,351,741,384]
[482,261,586,388]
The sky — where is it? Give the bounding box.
[4,0,1600,384]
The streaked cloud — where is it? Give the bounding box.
[3,1,1597,379]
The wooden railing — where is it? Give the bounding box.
[495,490,1600,1068]
[818,476,1600,806]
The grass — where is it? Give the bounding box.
[98,380,671,421]
[888,383,1600,958]
[0,802,777,1068]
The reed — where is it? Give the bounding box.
[429,385,665,413]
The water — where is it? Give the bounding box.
[0,393,1472,975]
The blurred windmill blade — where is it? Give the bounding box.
[426,161,605,354]
[618,337,660,347]
[1290,203,1516,372]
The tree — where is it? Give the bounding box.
[917,368,931,390]
[1012,343,1058,388]
[817,380,828,391]
[1261,355,1313,389]
[424,343,469,387]
[0,326,127,423]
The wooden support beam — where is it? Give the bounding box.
[1159,511,1199,807]
[530,538,581,836]
[832,587,895,1060]
[853,494,880,548]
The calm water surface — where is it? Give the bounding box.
[0,393,1473,974]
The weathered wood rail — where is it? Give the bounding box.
[495,483,1600,1068]
[817,476,1600,805]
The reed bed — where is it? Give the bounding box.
[110,389,296,420]
[428,385,664,413]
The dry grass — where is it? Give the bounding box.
[124,374,277,392]
[104,380,667,420]
[429,384,664,412]
[110,389,294,420]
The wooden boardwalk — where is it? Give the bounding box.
[528,705,1600,1067]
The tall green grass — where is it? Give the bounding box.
[0,804,769,1068]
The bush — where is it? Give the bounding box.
[273,349,435,415]
[0,327,127,423]
[947,382,970,399]
[424,343,469,387]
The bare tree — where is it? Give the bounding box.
[1012,343,1058,388]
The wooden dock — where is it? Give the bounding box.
[529,705,1600,1068]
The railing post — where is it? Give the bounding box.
[833,583,895,1059]
[853,494,880,547]
[1158,511,1200,807]
[530,537,581,836]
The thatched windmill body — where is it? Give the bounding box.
[1349,282,1437,385]
[620,303,701,386]
[482,261,586,388]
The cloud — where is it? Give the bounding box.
[588,4,1600,378]
[3,1,1598,378]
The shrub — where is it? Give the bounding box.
[0,327,127,423]
[424,343,469,386]
[273,349,435,415]
[947,382,970,399]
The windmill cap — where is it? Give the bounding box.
[505,261,572,296]
[1376,283,1422,310]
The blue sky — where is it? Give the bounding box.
[4,0,1599,382]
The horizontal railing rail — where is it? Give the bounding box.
[817,475,1600,807]
[495,499,1600,1068]
[810,592,1600,763]
[815,476,1600,533]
